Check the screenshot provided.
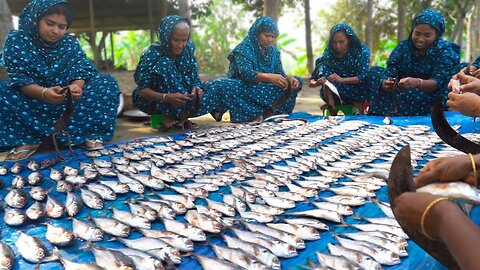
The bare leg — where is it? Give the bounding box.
[353,101,365,115]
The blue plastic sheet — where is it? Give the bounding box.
[1,111,479,269]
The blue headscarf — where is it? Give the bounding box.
[228,16,280,73]
[3,0,96,88]
[411,9,445,38]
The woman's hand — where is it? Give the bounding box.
[447,92,480,117]
[415,155,475,188]
[309,77,326,88]
[269,74,289,89]
[191,87,203,98]
[288,76,300,90]
[381,79,395,92]
[43,86,66,104]
[164,93,192,108]
[393,192,452,240]
[328,73,342,83]
[455,73,480,95]
[398,77,420,90]
[68,84,83,99]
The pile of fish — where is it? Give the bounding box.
[0,117,476,270]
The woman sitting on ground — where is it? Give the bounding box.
[367,9,460,116]
[210,16,301,122]
[132,15,225,130]
[0,0,120,161]
[310,23,370,115]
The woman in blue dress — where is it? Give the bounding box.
[208,16,301,122]
[0,0,119,161]
[132,15,224,129]
[367,9,460,116]
[310,23,370,115]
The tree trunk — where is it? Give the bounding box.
[397,0,406,42]
[304,0,313,74]
[366,0,373,49]
[0,0,12,80]
[466,10,472,61]
[450,0,475,46]
[475,0,480,58]
[263,0,280,22]
[179,0,191,21]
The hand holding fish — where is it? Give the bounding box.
[287,76,300,90]
[309,77,326,88]
[68,84,83,99]
[328,73,342,83]
[455,73,480,95]
[398,77,420,90]
[269,74,289,89]
[164,93,192,107]
[415,155,477,188]
[191,87,203,98]
[43,86,66,104]
[382,79,395,92]
[446,92,480,117]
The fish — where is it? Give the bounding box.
[266,223,320,241]
[137,228,194,252]
[329,186,375,198]
[341,232,407,257]
[354,214,401,228]
[196,204,223,218]
[130,173,165,190]
[89,243,135,270]
[327,243,382,270]
[334,235,401,265]
[45,195,65,218]
[10,163,24,174]
[12,175,28,189]
[71,218,104,242]
[4,208,27,226]
[154,193,195,209]
[244,180,279,191]
[162,218,206,241]
[322,195,366,206]
[210,244,270,270]
[247,202,284,215]
[65,192,83,217]
[283,218,330,231]
[117,172,145,194]
[56,250,104,270]
[168,185,208,198]
[0,240,14,270]
[80,188,104,210]
[185,210,222,233]
[114,248,164,270]
[239,211,275,223]
[65,175,88,184]
[86,183,117,201]
[27,172,44,185]
[5,188,27,208]
[184,183,219,192]
[260,195,296,209]
[370,199,394,218]
[223,195,247,212]
[273,191,307,202]
[0,166,7,176]
[205,198,236,217]
[64,166,79,176]
[90,216,131,238]
[128,202,158,221]
[111,207,151,229]
[316,251,361,270]
[29,186,50,201]
[222,234,280,270]
[137,200,176,219]
[195,255,243,270]
[242,222,305,249]
[287,209,344,223]
[99,180,130,194]
[45,223,75,247]
[116,237,181,264]
[417,182,480,204]
[15,231,58,263]
[26,201,46,221]
[312,201,353,216]
[231,227,297,258]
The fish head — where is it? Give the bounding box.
[0,255,13,268]
[121,225,131,236]
[148,210,158,219]
[34,247,45,261]
[93,229,104,241]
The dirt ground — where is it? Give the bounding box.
[0,71,326,160]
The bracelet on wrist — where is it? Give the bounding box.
[41,88,48,100]
[161,93,167,102]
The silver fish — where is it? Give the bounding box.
[27,172,44,185]
[5,188,27,208]
[328,243,382,270]
[64,166,79,176]
[260,195,296,209]
[10,163,24,174]
[205,198,236,217]
[117,173,145,194]
[329,186,375,198]
[4,208,26,226]
[230,186,256,203]
[114,248,164,270]
[117,237,181,264]
[231,227,297,258]
[137,200,176,219]
[211,244,270,270]
[239,211,274,223]
[15,231,57,263]
[417,182,480,204]
[26,201,46,221]
[242,222,305,249]
[185,210,222,233]
[162,218,206,241]
[130,173,165,190]
[89,243,135,270]
[56,250,103,270]
[93,159,112,168]
[196,204,223,218]
[137,229,194,252]
[12,175,27,189]
[65,192,83,217]
[316,251,360,270]
[283,218,330,231]
[86,183,116,201]
[111,207,151,229]
[0,166,7,176]
[155,193,195,209]
[266,223,320,241]
[0,240,14,270]
[72,218,104,242]
[111,156,130,165]
[223,195,247,212]
[334,235,401,265]
[273,191,307,202]
[323,195,366,206]
[65,175,88,184]
[222,234,280,269]
[312,201,353,216]
[341,232,407,257]
[195,255,245,270]
[91,217,131,238]
[45,223,75,247]
[80,188,104,210]
[128,202,158,221]
[99,180,130,194]
[247,202,284,215]
[371,199,394,218]
[29,186,50,201]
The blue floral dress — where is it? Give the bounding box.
[368,9,460,116]
[0,0,119,147]
[132,16,224,119]
[311,23,370,104]
[209,17,301,122]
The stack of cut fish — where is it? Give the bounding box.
[0,118,478,270]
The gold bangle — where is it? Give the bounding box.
[420,197,450,241]
[161,93,167,102]
[41,88,48,100]
[419,78,423,88]
[468,153,477,187]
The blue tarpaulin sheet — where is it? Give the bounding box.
[1,111,479,270]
